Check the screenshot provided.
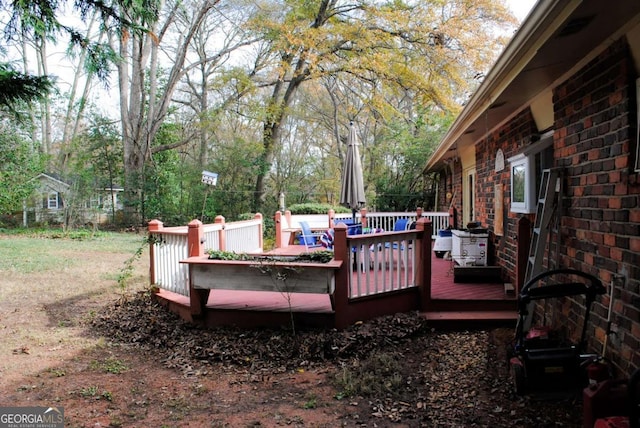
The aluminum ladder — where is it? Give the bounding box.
[524,168,563,284]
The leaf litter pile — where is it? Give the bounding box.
[91,291,584,427]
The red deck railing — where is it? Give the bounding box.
[150,212,517,329]
[157,219,433,329]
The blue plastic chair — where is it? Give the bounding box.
[298,221,323,250]
[384,219,411,269]
[387,218,410,249]
[393,218,409,232]
[334,218,362,235]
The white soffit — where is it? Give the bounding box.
[530,91,554,132]
[628,22,640,73]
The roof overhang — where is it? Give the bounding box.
[425,0,640,172]
[35,173,71,190]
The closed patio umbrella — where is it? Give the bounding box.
[340,122,366,222]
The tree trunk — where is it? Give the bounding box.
[116,1,218,225]
[253,59,309,212]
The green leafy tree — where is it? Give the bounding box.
[0,126,43,216]
[0,63,52,115]
[244,0,516,212]
[372,107,453,211]
[60,114,123,228]
[0,0,155,113]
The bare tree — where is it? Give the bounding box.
[115,0,220,224]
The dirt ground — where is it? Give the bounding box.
[0,233,585,427]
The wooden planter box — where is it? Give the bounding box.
[184,256,342,295]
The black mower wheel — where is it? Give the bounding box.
[512,364,525,395]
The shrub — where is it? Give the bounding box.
[287,203,350,215]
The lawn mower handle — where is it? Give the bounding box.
[521,268,606,298]
[516,268,606,354]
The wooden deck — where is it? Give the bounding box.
[425,252,517,324]
[155,246,518,327]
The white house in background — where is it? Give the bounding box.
[26,173,124,226]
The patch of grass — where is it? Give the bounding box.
[334,351,405,399]
[49,368,66,377]
[165,396,190,410]
[78,385,99,397]
[164,396,190,421]
[109,417,123,427]
[0,232,143,273]
[77,385,112,401]
[303,395,317,409]
[191,383,208,396]
[90,357,128,374]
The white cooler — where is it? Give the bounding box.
[451,230,488,266]
[433,229,452,258]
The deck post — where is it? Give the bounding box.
[448,206,457,229]
[148,219,163,286]
[360,208,367,228]
[187,219,209,316]
[285,210,292,229]
[215,215,226,250]
[415,218,433,309]
[187,219,204,257]
[332,224,350,329]
[274,211,284,248]
[284,210,293,247]
[254,213,263,250]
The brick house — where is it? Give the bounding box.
[425,1,640,378]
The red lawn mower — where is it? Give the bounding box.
[510,268,606,396]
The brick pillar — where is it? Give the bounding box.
[332,224,350,329]
[215,215,225,251]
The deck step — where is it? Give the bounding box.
[422,310,517,322]
[453,266,503,283]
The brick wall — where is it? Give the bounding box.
[475,110,538,283]
[436,162,462,229]
[460,37,639,378]
[552,38,640,377]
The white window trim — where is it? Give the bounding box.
[47,192,59,209]
[507,131,554,214]
[508,153,535,214]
